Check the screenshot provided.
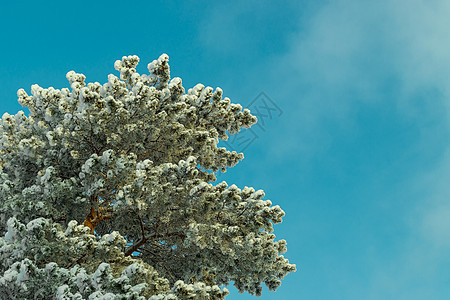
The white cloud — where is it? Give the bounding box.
[415,148,450,248]
[198,1,450,297]
[283,0,450,114]
[274,0,450,297]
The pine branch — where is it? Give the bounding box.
[124,213,147,256]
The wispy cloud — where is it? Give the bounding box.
[198,1,450,297]
[273,0,450,297]
[272,0,450,156]
[284,0,450,88]
[197,1,301,57]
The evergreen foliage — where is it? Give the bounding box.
[0,54,296,299]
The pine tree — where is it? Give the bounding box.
[0,54,296,299]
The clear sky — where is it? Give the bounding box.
[1,0,450,299]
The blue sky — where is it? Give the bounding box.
[2,0,450,299]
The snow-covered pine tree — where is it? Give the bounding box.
[0,54,296,299]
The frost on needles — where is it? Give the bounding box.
[0,54,296,299]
